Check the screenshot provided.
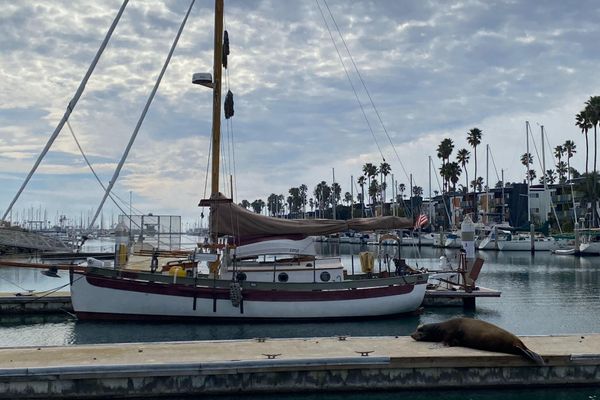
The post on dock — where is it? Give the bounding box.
[460,215,476,288]
[574,220,580,251]
[530,222,535,254]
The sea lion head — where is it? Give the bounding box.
[410,322,446,342]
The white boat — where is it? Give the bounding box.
[579,241,600,255]
[72,231,428,321]
[69,0,429,321]
[497,233,562,252]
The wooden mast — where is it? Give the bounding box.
[211,0,224,197]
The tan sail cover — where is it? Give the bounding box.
[207,194,413,242]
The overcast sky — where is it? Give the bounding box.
[1,0,599,227]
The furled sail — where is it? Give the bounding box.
[206,193,413,244]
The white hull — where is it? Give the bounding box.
[498,239,558,251]
[71,271,427,320]
[579,242,600,255]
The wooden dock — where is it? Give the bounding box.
[424,286,502,308]
[0,292,72,314]
[0,286,501,315]
[0,335,598,398]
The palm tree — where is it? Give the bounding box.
[471,176,484,192]
[436,138,454,191]
[368,179,380,214]
[585,96,600,172]
[251,199,265,214]
[362,163,378,206]
[556,161,568,183]
[331,182,342,211]
[439,163,453,193]
[314,181,331,218]
[299,184,308,217]
[563,140,577,181]
[575,111,591,174]
[554,145,564,164]
[344,192,353,206]
[447,162,462,192]
[398,183,406,197]
[239,199,251,209]
[543,169,556,185]
[467,128,482,221]
[521,152,534,181]
[357,176,366,217]
[379,162,391,204]
[456,148,470,194]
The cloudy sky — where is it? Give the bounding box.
[1,0,599,228]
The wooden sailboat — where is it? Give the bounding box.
[69,0,429,321]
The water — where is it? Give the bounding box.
[1,242,599,398]
[1,243,598,345]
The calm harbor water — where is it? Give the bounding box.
[1,240,599,398]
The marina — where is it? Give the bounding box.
[1,0,600,398]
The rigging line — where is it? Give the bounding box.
[88,0,196,230]
[322,0,412,183]
[66,121,143,229]
[314,0,385,162]
[487,145,502,183]
[2,0,129,221]
[221,134,228,194]
[0,274,33,293]
[203,134,212,200]
[229,118,239,204]
[543,127,560,166]
[431,158,453,227]
[527,125,544,174]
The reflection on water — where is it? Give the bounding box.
[1,244,599,347]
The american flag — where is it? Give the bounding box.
[414,214,429,229]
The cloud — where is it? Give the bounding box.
[1,0,599,225]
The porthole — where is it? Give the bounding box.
[320,271,331,282]
[236,272,247,281]
[278,272,289,282]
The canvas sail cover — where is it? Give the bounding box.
[207,194,413,243]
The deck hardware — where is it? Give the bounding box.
[256,337,267,343]
[338,336,347,341]
[356,350,373,357]
[262,353,281,359]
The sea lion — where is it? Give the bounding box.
[410,317,545,365]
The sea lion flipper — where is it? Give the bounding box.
[516,346,545,365]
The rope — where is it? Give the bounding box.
[322,0,414,184]
[66,120,143,230]
[315,0,385,162]
[487,145,502,183]
[88,0,196,230]
[0,274,33,293]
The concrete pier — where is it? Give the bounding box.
[0,335,599,398]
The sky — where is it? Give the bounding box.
[1,0,599,228]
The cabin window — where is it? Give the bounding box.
[320,271,331,282]
[278,272,289,282]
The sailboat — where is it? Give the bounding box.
[69,0,429,321]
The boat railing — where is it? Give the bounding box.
[82,266,428,291]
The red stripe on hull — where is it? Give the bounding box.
[84,274,416,302]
